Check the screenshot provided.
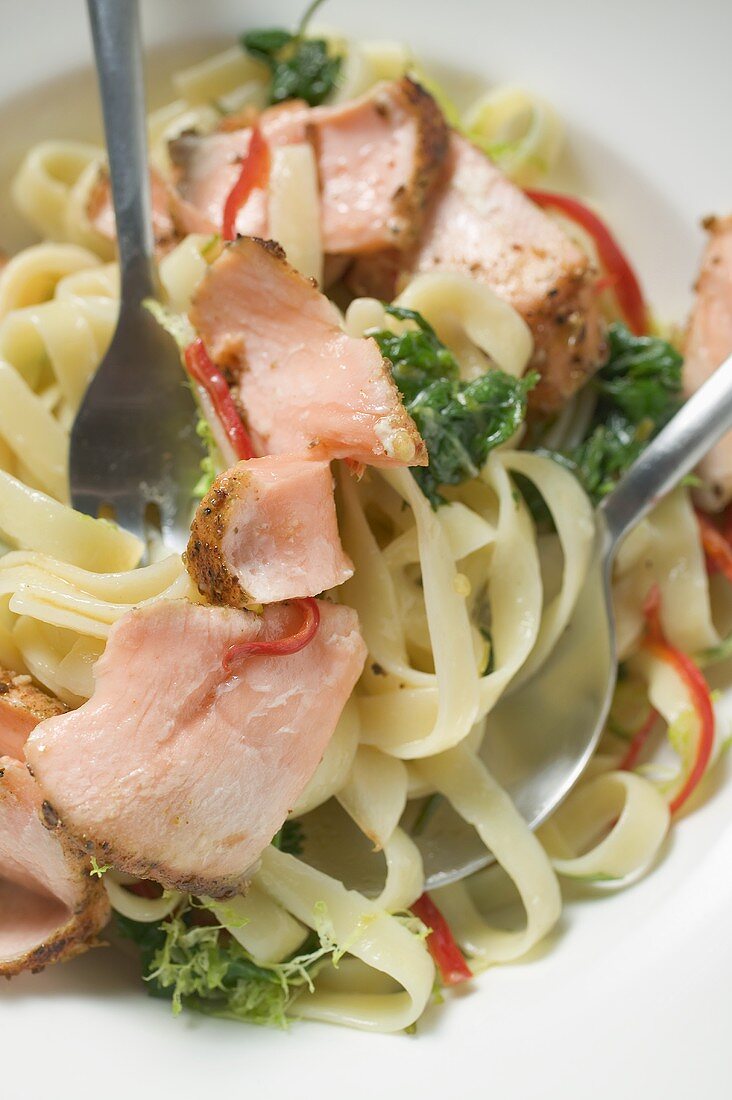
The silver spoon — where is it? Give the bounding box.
[69,0,202,551]
[416,351,732,888]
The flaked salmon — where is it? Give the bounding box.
[189,237,427,467]
[0,667,65,760]
[0,757,109,976]
[25,599,367,897]
[684,215,732,510]
[186,455,353,608]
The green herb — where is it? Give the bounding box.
[193,417,219,499]
[697,631,732,669]
[371,307,537,507]
[242,0,342,107]
[374,306,460,401]
[272,819,305,856]
[114,901,333,1028]
[89,857,110,878]
[552,323,683,503]
[595,323,683,422]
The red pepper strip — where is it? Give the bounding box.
[695,508,732,584]
[411,892,472,986]
[224,596,320,672]
[221,125,270,242]
[641,585,715,814]
[525,188,649,336]
[184,339,255,461]
[619,707,660,772]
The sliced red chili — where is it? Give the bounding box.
[411,892,472,986]
[221,125,270,242]
[525,188,649,336]
[184,338,255,462]
[641,585,715,814]
[224,596,321,672]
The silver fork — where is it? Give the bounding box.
[69,0,202,552]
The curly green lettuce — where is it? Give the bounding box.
[115,902,333,1029]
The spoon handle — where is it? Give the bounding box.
[86,0,156,303]
[600,351,732,547]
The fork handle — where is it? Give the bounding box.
[87,0,157,303]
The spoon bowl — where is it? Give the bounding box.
[416,520,614,888]
[415,351,732,888]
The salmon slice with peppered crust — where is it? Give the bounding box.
[168,79,447,253]
[25,599,366,898]
[186,455,353,608]
[410,134,605,412]
[189,236,427,467]
[0,667,66,760]
[0,757,110,977]
[308,77,448,255]
[348,133,605,412]
[684,215,732,511]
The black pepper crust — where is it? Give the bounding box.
[393,77,451,248]
[0,765,110,979]
[306,77,449,253]
[0,667,67,724]
[58,827,251,900]
[185,470,253,610]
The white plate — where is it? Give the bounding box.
[2,2,732,1097]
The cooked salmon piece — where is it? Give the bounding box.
[26,599,367,897]
[168,130,266,239]
[168,80,447,254]
[0,667,66,761]
[350,133,605,412]
[87,165,178,251]
[168,101,310,240]
[309,77,448,255]
[684,215,732,510]
[189,237,427,467]
[86,164,214,253]
[0,757,110,977]
[186,455,353,608]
